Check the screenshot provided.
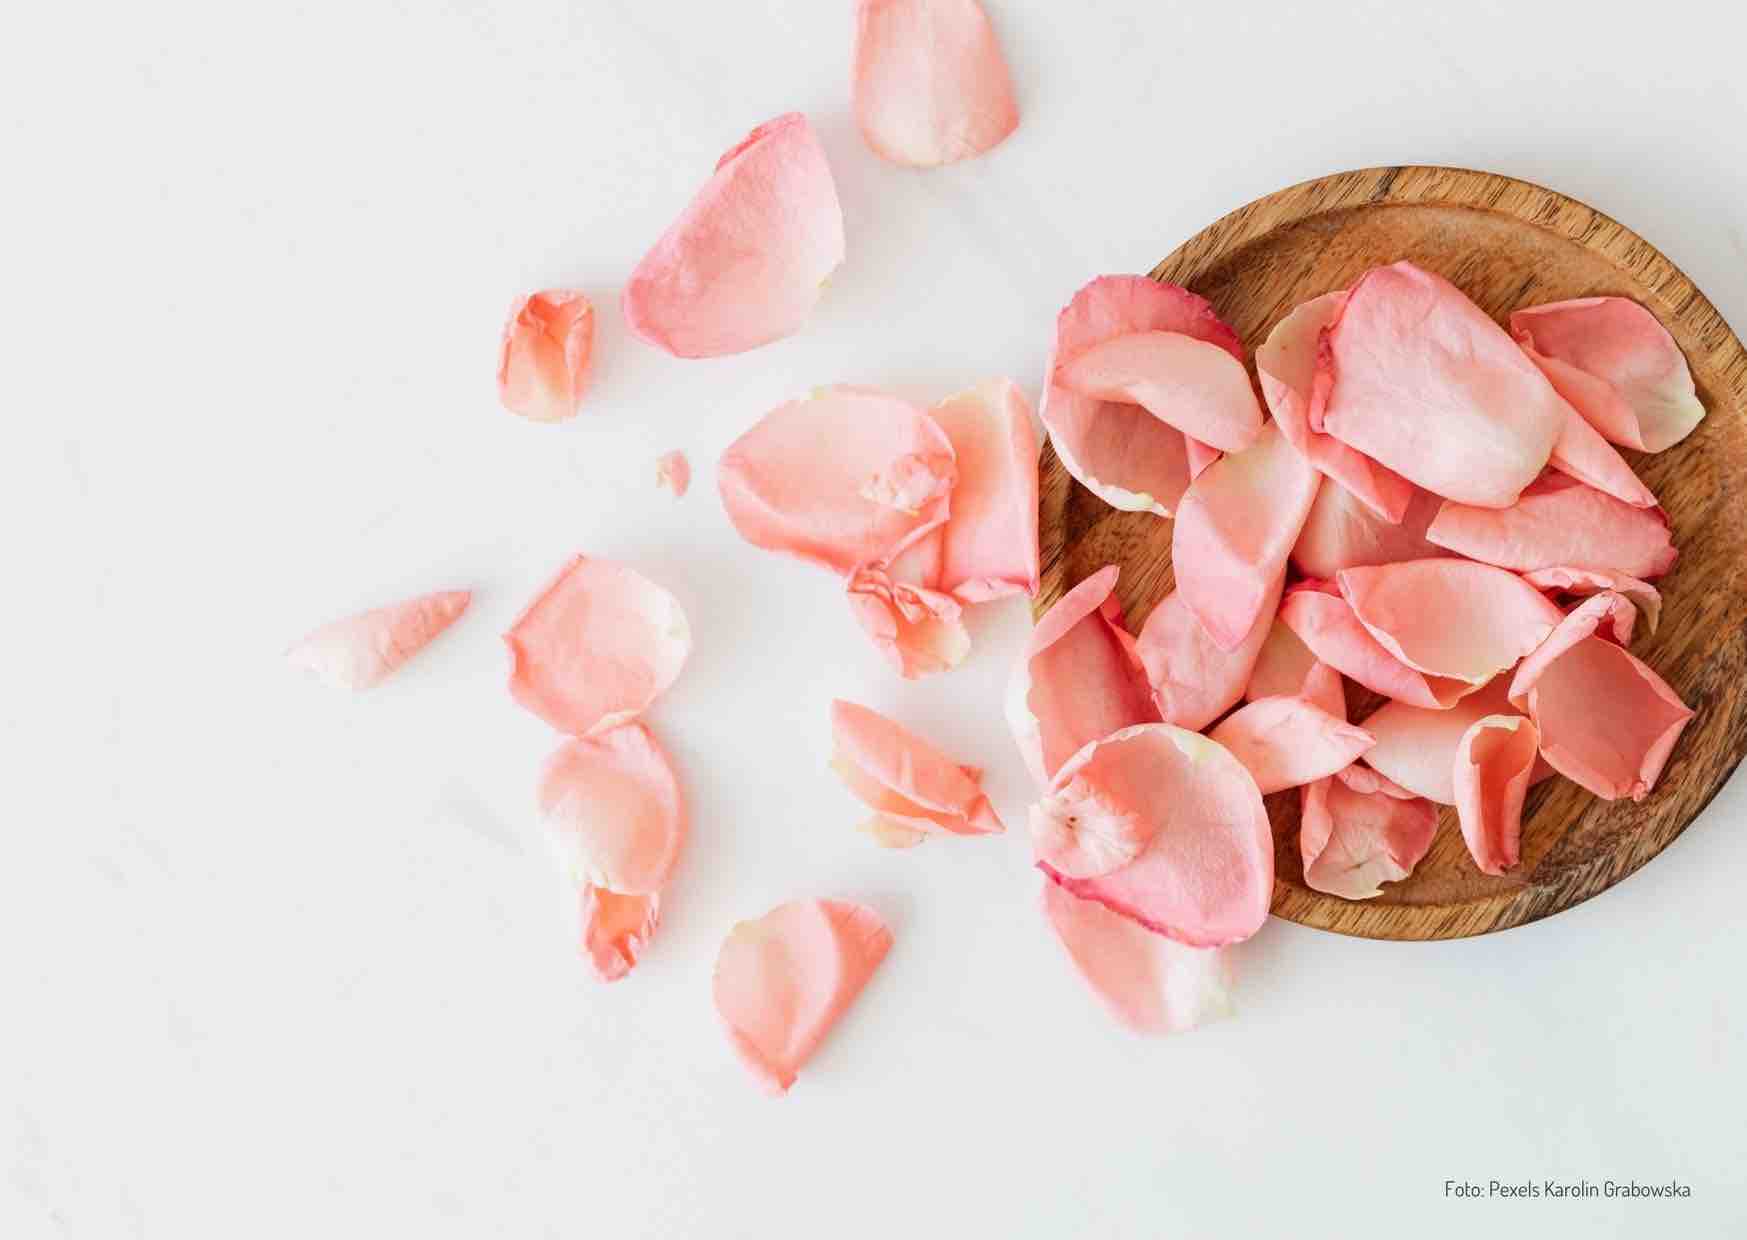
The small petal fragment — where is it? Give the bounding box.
[852,0,1019,167]
[498,290,594,423]
[845,563,970,679]
[1424,473,1676,579]
[1041,882,1232,1035]
[713,899,892,1095]
[1290,481,1444,580]
[929,379,1041,601]
[1207,695,1375,794]
[1279,580,1468,709]
[1138,575,1283,732]
[537,723,685,896]
[287,590,470,690]
[1299,772,1438,900]
[623,114,844,358]
[1453,715,1540,875]
[655,450,691,497]
[1522,565,1662,635]
[830,699,1003,840]
[1055,330,1264,452]
[1186,437,1222,479]
[505,556,691,736]
[1360,678,1524,804]
[579,886,660,983]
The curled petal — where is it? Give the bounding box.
[287,590,470,690]
[1360,678,1523,804]
[1038,724,1272,948]
[1511,297,1705,453]
[929,379,1040,601]
[1055,330,1263,452]
[719,386,955,575]
[1522,565,1662,635]
[845,563,970,679]
[852,0,1019,167]
[1299,772,1438,900]
[1509,592,1638,705]
[579,886,660,983]
[1207,695,1375,794]
[623,114,844,358]
[1316,262,1563,507]
[1172,422,1321,650]
[1548,402,1658,507]
[1279,580,1469,709]
[1007,566,1159,785]
[830,699,1002,840]
[538,723,684,896]
[654,450,691,497]
[1041,882,1232,1035]
[1290,480,1444,580]
[1453,715,1540,876]
[497,290,594,423]
[505,556,691,736]
[1137,575,1282,732]
[1424,473,1675,579]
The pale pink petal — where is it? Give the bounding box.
[1334,763,1419,799]
[1054,330,1263,453]
[1424,473,1675,579]
[1290,480,1444,580]
[713,900,891,1095]
[830,699,1002,840]
[1007,566,1159,785]
[1359,677,1523,804]
[1040,882,1232,1035]
[1041,276,1243,516]
[928,379,1040,601]
[859,817,929,849]
[287,590,470,690]
[537,723,684,896]
[1521,565,1662,635]
[1338,560,1562,686]
[718,385,956,575]
[1257,290,1414,521]
[1137,575,1282,732]
[851,0,1019,167]
[1453,715,1539,876]
[1511,297,1706,453]
[1547,402,1658,507]
[504,556,691,736]
[845,562,970,679]
[1515,592,1640,710]
[1315,262,1563,507]
[1299,773,1437,900]
[1244,618,1318,703]
[1186,437,1222,479]
[654,450,691,497]
[1207,695,1375,794]
[1038,724,1272,948]
[1172,422,1321,650]
[579,886,660,983]
[1279,580,1469,709]
[623,114,843,358]
[497,290,594,423]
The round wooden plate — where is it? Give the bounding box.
[1036,165,1747,940]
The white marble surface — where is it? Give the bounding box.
[10,1,1747,1236]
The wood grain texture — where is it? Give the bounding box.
[1036,166,1747,940]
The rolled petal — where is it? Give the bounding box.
[1521,565,1662,635]
[1290,480,1444,580]
[505,556,691,736]
[497,290,594,423]
[1299,771,1438,900]
[1040,882,1232,1035]
[1548,402,1658,507]
[1038,724,1272,948]
[1041,276,1243,516]
[1511,297,1706,453]
[1453,715,1540,876]
[1137,574,1283,732]
[655,450,691,497]
[623,114,844,358]
[1359,677,1523,804]
[1338,560,1562,686]
[719,386,955,575]
[851,0,1019,167]
[537,723,685,895]
[1424,473,1676,579]
[845,563,970,679]
[1007,566,1159,785]
[830,699,1002,840]
[287,589,470,690]
[1054,330,1263,452]
[928,379,1040,601]
[1172,422,1321,650]
[1279,580,1468,709]
[1207,695,1375,794]
[713,900,892,1095]
[579,886,660,983]
[1315,262,1563,507]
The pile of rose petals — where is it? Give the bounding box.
[1025,263,1701,1032]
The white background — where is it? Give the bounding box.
[7,1,1746,1236]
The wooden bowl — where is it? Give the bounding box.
[1036,166,1747,939]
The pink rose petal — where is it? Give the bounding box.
[1186,437,1222,479]
[1207,695,1375,794]
[1040,881,1232,1035]
[1244,618,1319,704]
[1453,714,1540,876]
[579,886,660,983]
[623,114,844,358]
[719,385,955,575]
[1054,329,1264,453]
[655,450,691,497]
[1547,401,1658,507]
[1299,770,1437,900]
[1424,473,1676,579]
[497,290,594,423]
[1137,575,1283,732]
[928,378,1040,601]
[844,562,970,679]
[830,699,1002,842]
[1521,565,1662,635]
[287,589,470,690]
[505,556,691,736]
[852,0,1019,167]
[1359,677,1523,804]
[713,899,892,1095]
[1290,480,1444,580]
[1279,580,1469,709]
[1508,591,1638,706]
[537,723,684,896]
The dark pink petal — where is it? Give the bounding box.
[287,590,471,690]
[1290,481,1444,580]
[1453,715,1540,875]
[1521,565,1662,634]
[929,379,1040,601]
[830,699,1002,841]
[1424,473,1676,579]
[1299,772,1437,900]
[1279,580,1469,709]
[1137,575,1283,732]
[497,290,594,422]
[852,0,1019,167]
[537,723,685,896]
[1055,329,1264,452]
[845,562,970,679]
[1207,695,1375,794]
[579,887,660,983]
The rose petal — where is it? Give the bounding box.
[1007,566,1159,785]
[851,0,1019,167]
[713,899,892,1095]
[287,590,470,690]
[1424,473,1676,579]
[579,886,660,983]
[1521,565,1662,635]
[1038,723,1272,948]
[845,562,970,679]
[1173,422,1322,650]
[719,385,956,575]
[1315,262,1563,507]
[1207,695,1375,794]
[1054,330,1264,453]
[1338,560,1562,685]
[1289,480,1444,580]
[1511,297,1706,453]
[505,556,691,736]
[655,450,691,497]
[1138,574,1283,732]
[1508,592,1638,704]
[1041,276,1243,516]
[1186,437,1222,479]
[1359,677,1523,804]
[1244,618,1318,704]
[1040,881,1233,1035]
[1453,715,1540,875]
[623,114,844,358]
[830,699,1002,840]
[1279,580,1469,709]
[928,379,1040,601]
[497,290,594,423]
[537,723,684,895]
[1547,401,1658,507]
[1299,772,1438,900]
